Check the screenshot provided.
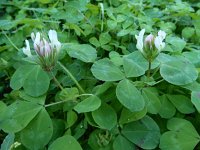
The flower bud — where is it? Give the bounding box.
[144,34,154,50]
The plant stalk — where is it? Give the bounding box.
[45,93,93,108]
[147,60,151,78]
[58,61,85,94]
[50,71,64,90]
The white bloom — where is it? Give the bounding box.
[22,40,32,57]
[158,30,166,40]
[154,36,165,52]
[34,32,40,46]
[135,29,145,52]
[48,30,61,51]
[155,30,166,52]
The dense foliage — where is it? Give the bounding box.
[1,0,200,149]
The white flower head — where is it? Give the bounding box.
[135,29,145,53]
[22,40,32,57]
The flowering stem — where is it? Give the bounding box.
[3,31,20,51]
[147,60,151,78]
[44,93,93,108]
[50,71,64,90]
[58,61,86,94]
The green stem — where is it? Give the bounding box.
[50,71,64,90]
[147,60,151,78]
[3,31,20,51]
[45,93,93,108]
[58,61,85,94]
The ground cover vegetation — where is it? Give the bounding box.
[1,0,200,149]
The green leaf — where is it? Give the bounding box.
[91,58,125,81]
[159,118,200,150]
[1,133,15,150]
[0,101,42,133]
[23,65,50,97]
[10,65,35,90]
[158,95,176,119]
[48,135,82,150]
[89,37,101,47]
[191,91,200,112]
[113,135,135,150]
[109,51,123,66]
[116,79,145,112]
[123,51,148,77]
[99,32,111,45]
[74,95,101,113]
[160,60,198,85]
[167,95,195,114]
[119,107,147,125]
[122,116,160,149]
[21,108,53,150]
[59,88,79,101]
[142,88,161,114]
[66,44,97,63]
[182,27,195,39]
[166,36,186,52]
[66,110,77,128]
[92,103,117,130]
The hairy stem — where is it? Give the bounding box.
[58,61,85,94]
[45,93,93,108]
[50,71,64,90]
[147,60,151,78]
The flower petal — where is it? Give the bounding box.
[23,40,32,57]
[135,29,145,52]
[154,36,165,52]
[34,32,40,46]
[158,30,166,40]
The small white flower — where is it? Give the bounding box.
[22,40,32,57]
[34,32,41,46]
[48,30,61,51]
[155,30,166,52]
[135,29,145,53]
[154,36,165,52]
[158,30,166,40]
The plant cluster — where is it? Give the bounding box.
[1,0,200,150]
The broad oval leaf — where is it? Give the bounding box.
[10,65,35,90]
[158,95,176,119]
[159,118,200,150]
[74,95,101,113]
[191,91,200,113]
[0,101,42,133]
[122,116,161,149]
[142,88,161,114]
[160,60,198,85]
[91,58,125,81]
[116,79,145,112]
[113,135,135,150]
[21,109,53,150]
[119,107,147,125]
[123,51,148,77]
[66,44,97,62]
[48,135,82,150]
[92,103,117,130]
[167,94,195,114]
[23,65,50,97]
